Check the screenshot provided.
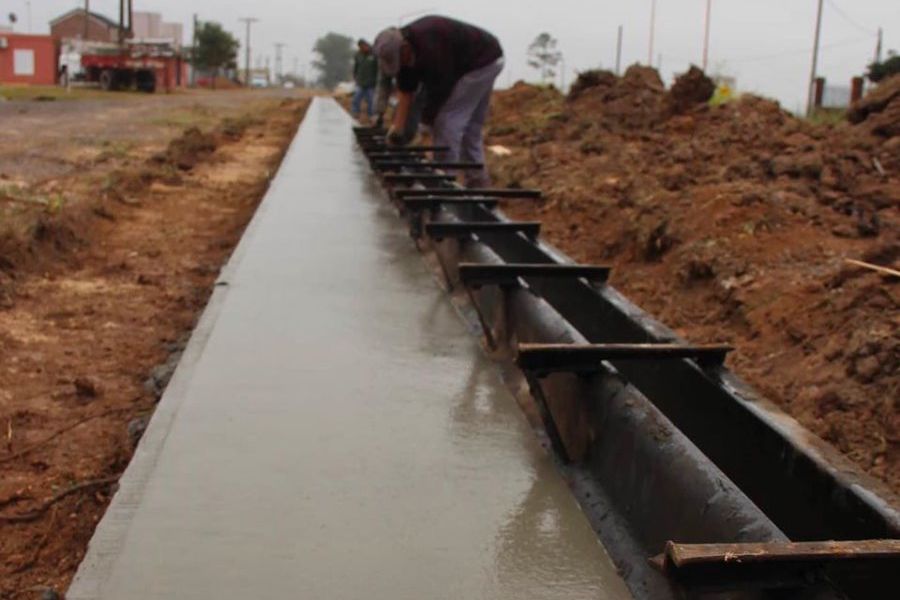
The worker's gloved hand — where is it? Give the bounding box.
[386,125,406,146]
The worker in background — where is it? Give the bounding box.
[352,39,378,123]
[373,15,504,187]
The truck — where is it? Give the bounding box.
[80,41,181,93]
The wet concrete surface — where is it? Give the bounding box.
[68,98,630,599]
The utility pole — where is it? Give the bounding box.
[874,27,883,63]
[807,0,824,116]
[83,0,90,39]
[648,0,657,66]
[239,17,259,87]
[615,25,623,75]
[118,0,125,43]
[702,0,712,71]
[560,55,566,91]
[191,14,198,87]
[274,43,286,83]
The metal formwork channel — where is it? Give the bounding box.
[352,124,900,600]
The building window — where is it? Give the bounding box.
[14,49,35,76]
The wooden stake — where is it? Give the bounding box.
[845,259,900,279]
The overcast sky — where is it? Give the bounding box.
[12,1,898,111]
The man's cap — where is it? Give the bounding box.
[373,27,404,77]
[358,38,370,46]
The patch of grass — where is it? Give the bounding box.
[94,140,135,162]
[0,85,145,102]
[219,114,264,139]
[0,184,67,214]
[806,108,846,126]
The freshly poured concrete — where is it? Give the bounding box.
[68,98,630,600]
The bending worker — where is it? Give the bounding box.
[373,15,504,188]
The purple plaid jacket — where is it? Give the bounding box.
[397,16,503,124]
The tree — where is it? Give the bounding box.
[192,22,239,89]
[313,32,355,90]
[868,51,900,83]
[527,33,563,85]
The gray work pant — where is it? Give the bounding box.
[433,57,504,188]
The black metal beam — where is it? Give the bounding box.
[360,145,450,153]
[425,222,541,241]
[367,151,434,159]
[372,161,485,172]
[458,263,611,288]
[402,198,500,211]
[383,173,457,184]
[516,343,734,372]
[395,188,542,200]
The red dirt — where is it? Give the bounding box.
[486,70,899,494]
[0,96,309,598]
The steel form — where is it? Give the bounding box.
[352,126,900,600]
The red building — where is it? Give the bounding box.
[0,33,58,85]
[50,9,121,43]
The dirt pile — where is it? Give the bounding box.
[848,75,900,138]
[666,66,716,114]
[486,66,900,494]
[568,69,617,100]
[572,64,667,131]
[153,126,218,171]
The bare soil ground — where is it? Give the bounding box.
[0,89,310,598]
[485,70,899,495]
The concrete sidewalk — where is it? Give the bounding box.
[68,98,629,600]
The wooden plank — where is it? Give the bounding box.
[653,540,900,593]
[845,259,900,279]
[666,540,900,567]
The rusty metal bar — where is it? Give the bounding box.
[653,539,900,593]
[425,222,541,241]
[458,263,611,288]
[517,343,734,372]
[395,188,542,200]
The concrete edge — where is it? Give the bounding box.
[65,99,317,599]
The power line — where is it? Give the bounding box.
[826,0,877,36]
[726,35,873,64]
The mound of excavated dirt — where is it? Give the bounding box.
[156,126,218,171]
[565,64,668,131]
[848,75,900,138]
[486,66,900,495]
[666,65,716,115]
[568,69,617,101]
